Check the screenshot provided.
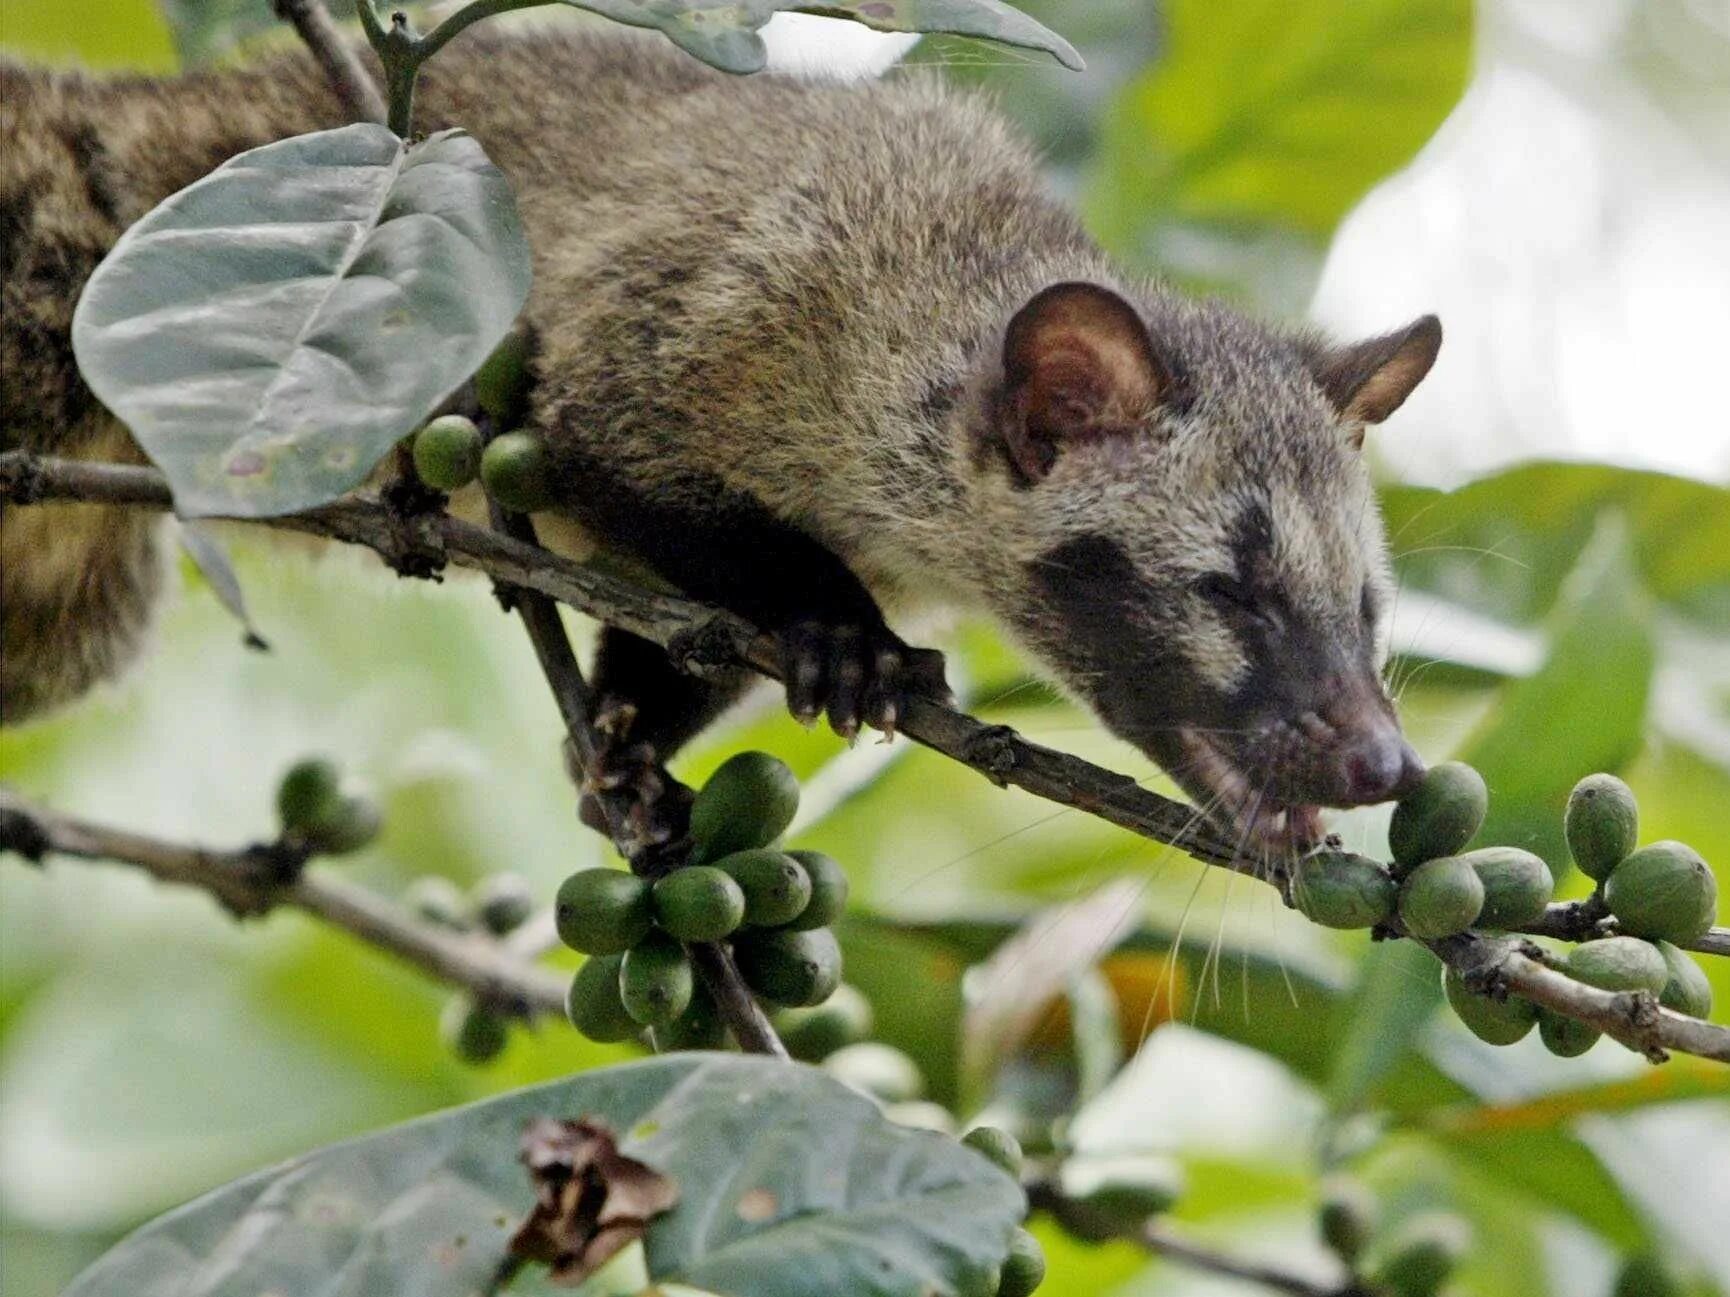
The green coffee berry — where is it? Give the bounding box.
[276,757,342,831]
[412,414,483,491]
[689,751,801,863]
[440,996,507,1064]
[620,933,695,1027]
[775,983,874,1062]
[1398,855,1486,938]
[564,954,638,1043]
[301,794,382,855]
[1367,1212,1470,1297]
[716,848,813,927]
[955,1262,1000,1297]
[658,987,729,1051]
[734,926,841,1006]
[1443,966,1538,1044]
[997,1228,1047,1297]
[1604,841,1717,944]
[1655,940,1713,1019]
[1564,773,1638,883]
[1613,1254,1681,1297]
[823,1041,924,1104]
[474,332,530,426]
[781,850,849,931]
[961,1125,1024,1179]
[1317,1176,1376,1264]
[480,430,553,513]
[405,876,469,930]
[1388,761,1487,871]
[554,868,653,955]
[474,871,535,935]
[1057,1155,1186,1239]
[652,865,747,942]
[1463,846,1554,929]
[1292,852,1396,929]
[1567,936,1669,995]
[1538,1007,1600,1057]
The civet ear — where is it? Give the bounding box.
[1310,314,1442,444]
[995,282,1175,484]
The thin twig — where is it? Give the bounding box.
[0,790,567,1018]
[1025,1183,1362,1297]
[2,452,1726,1064]
[485,502,787,1059]
[273,0,387,123]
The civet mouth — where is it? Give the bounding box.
[1174,728,1326,856]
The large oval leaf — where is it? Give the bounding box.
[63,1054,1023,1297]
[72,123,531,519]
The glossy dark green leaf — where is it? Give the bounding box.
[72,123,531,518]
[64,1055,1023,1297]
[1084,0,1470,261]
[1457,517,1655,872]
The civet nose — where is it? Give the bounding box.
[1342,729,1425,805]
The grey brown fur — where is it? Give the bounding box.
[0,30,1440,849]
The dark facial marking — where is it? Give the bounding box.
[1028,534,1147,649]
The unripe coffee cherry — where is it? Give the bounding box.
[782,850,849,931]
[1367,1212,1470,1297]
[775,983,874,1061]
[555,868,653,955]
[474,871,535,935]
[1442,966,1537,1045]
[480,430,553,513]
[1317,1176,1376,1263]
[1566,936,1668,995]
[1462,846,1553,929]
[405,876,469,930]
[1604,841,1717,944]
[565,954,638,1043]
[276,757,342,831]
[1537,1007,1600,1057]
[412,414,483,491]
[1292,853,1396,929]
[997,1228,1047,1297]
[1655,940,1713,1019]
[653,865,747,942]
[689,751,800,862]
[734,926,841,1006]
[1388,761,1487,871]
[1564,773,1638,883]
[1057,1155,1186,1239]
[440,996,507,1064]
[717,848,813,928]
[1397,855,1485,938]
[961,1125,1024,1179]
[620,933,695,1026]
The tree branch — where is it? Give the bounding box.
[0,789,568,1018]
[273,0,387,124]
[2,450,1726,1064]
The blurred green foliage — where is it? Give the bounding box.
[2,3,1728,1296]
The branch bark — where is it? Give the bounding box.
[0,789,568,1018]
[273,0,387,124]
[2,450,1726,1065]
